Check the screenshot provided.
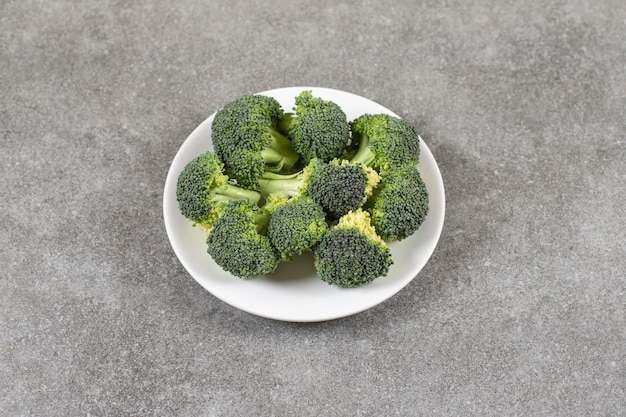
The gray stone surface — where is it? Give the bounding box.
[1,0,625,416]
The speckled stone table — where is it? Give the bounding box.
[2,1,624,415]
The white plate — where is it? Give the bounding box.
[163,87,445,322]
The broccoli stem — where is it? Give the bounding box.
[277,113,295,133]
[213,183,261,204]
[265,127,300,171]
[257,171,304,198]
[260,148,291,172]
[348,134,376,167]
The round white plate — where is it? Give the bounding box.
[163,87,445,322]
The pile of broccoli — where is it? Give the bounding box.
[176,90,429,287]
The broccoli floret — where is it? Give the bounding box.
[278,90,350,164]
[313,209,393,287]
[265,195,328,261]
[307,159,380,219]
[205,199,279,278]
[365,165,429,241]
[257,158,381,219]
[348,113,421,173]
[211,94,300,189]
[176,151,261,231]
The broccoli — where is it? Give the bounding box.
[205,199,279,278]
[278,90,350,164]
[211,94,300,189]
[265,195,328,261]
[365,164,429,241]
[347,113,421,173]
[176,151,261,232]
[313,209,393,287]
[257,158,381,219]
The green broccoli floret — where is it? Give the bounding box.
[348,113,421,173]
[265,195,328,261]
[176,151,261,232]
[365,165,429,241]
[257,158,381,219]
[211,94,300,189]
[278,90,350,164]
[205,199,279,278]
[313,209,393,287]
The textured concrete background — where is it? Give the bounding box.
[1,0,625,416]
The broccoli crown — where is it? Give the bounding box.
[266,196,328,261]
[279,90,350,164]
[365,165,429,241]
[349,113,421,173]
[306,159,381,219]
[205,199,279,278]
[211,94,300,189]
[313,209,393,287]
[257,158,381,220]
[176,151,261,231]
